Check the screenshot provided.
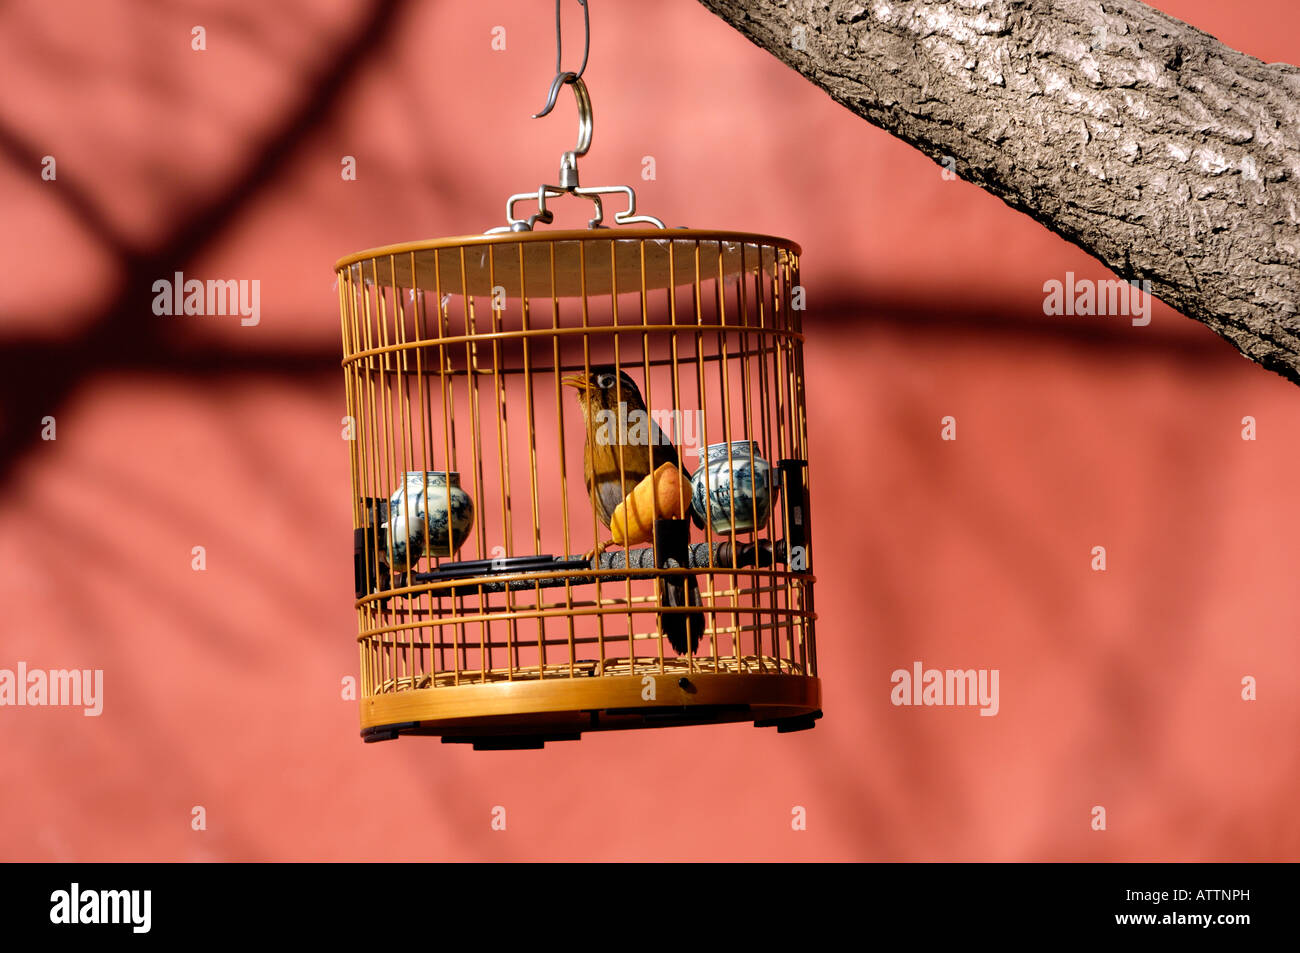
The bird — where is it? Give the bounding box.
[562,366,705,655]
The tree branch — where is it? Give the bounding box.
[696,0,1300,384]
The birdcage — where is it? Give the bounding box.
[334,5,819,749]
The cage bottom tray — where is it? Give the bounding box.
[360,659,820,748]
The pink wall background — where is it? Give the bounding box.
[1,0,1297,860]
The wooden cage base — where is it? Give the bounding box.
[359,670,821,749]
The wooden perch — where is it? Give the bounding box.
[696,0,1300,384]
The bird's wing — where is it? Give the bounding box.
[582,441,606,525]
[647,424,682,474]
[593,478,629,524]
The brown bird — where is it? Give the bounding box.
[562,366,704,655]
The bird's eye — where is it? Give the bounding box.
[598,374,614,389]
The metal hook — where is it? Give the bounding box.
[532,0,593,189]
[539,0,588,98]
[533,72,592,188]
[483,0,665,232]
[532,0,590,119]
[533,0,588,118]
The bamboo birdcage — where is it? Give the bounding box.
[336,230,819,747]
[333,20,819,747]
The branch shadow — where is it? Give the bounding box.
[0,0,410,489]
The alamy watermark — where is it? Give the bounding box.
[0,662,102,716]
[152,272,260,326]
[593,402,702,449]
[1043,272,1152,326]
[50,883,150,933]
[891,660,999,716]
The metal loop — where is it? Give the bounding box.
[554,0,589,82]
[533,0,589,118]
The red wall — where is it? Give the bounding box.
[0,0,1296,860]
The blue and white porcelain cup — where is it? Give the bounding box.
[690,440,776,536]
[387,471,474,571]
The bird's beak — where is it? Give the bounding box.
[560,373,589,391]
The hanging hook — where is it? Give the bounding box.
[531,74,591,189]
[534,0,589,120]
[484,0,665,232]
[531,1,592,189]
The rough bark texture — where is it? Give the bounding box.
[697,0,1300,384]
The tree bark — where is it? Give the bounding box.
[696,0,1300,385]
